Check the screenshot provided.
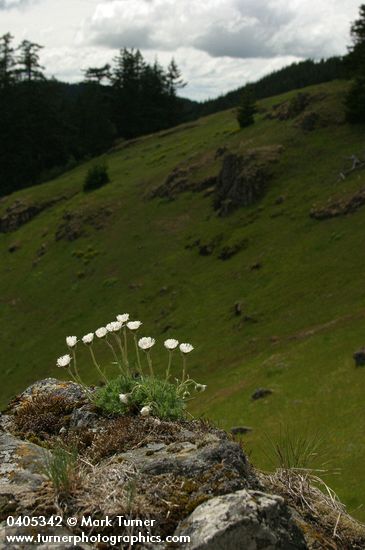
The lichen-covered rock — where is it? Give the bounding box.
[6,378,88,413]
[175,489,307,549]
[0,432,49,518]
[118,435,255,492]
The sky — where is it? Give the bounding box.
[0,0,361,100]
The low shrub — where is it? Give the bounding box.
[83,162,110,192]
[95,374,186,420]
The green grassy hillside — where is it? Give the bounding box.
[1,80,365,520]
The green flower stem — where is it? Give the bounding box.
[133,334,143,376]
[123,327,129,368]
[71,349,84,386]
[114,333,130,374]
[165,351,172,381]
[68,368,79,385]
[106,336,124,374]
[146,351,154,378]
[182,354,187,384]
[89,346,108,384]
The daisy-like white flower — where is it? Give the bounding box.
[95,327,108,338]
[164,338,179,350]
[106,321,122,333]
[138,337,155,350]
[180,343,194,354]
[117,313,129,323]
[119,393,130,405]
[57,354,72,368]
[82,333,94,345]
[127,321,142,331]
[66,336,77,348]
[196,384,207,393]
[140,405,152,417]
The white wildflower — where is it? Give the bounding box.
[196,384,207,393]
[127,321,142,331]
[119,393,130,405]
[180,343,194,354]
[138,337,155,350]
[140,405,152,417]
[95,327,108,338]
[66,336,77,348]
[164,338,179,350]
[117,313,129,323]
[56,354,72,368]
[82,333,94,345]
[106,321,122,333]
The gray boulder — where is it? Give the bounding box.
[175,489,307,549]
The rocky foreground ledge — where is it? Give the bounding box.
[0,379,364,549]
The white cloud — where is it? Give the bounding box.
[81,0,359,59]
[0,0,361,99]
[0,0,37,9]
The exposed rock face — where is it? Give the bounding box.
[186,234,248,260]
[0,197,68,233]
[310,189,365,220]
[214,146,283,216]
[149,165,217,200]
[175,489,307,549]
[150,166,191,199]
[218,239,249,260]
[294,111,322,132]
[266,93,311,121]
[252,388,273,401]
[353,349,365,367]
[55,206,112,241]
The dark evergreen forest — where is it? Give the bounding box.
[0,32,347,197]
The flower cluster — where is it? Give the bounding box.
[56,312,206,419]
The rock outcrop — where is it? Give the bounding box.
[55,206,112,241]
[0,197,69,233]
[175,489,306,549]
[266,93,311,121]
[353,349,365,367]
[213,146,283,216]
[1,379,364,549]
[149,165,217,200]
[310,188,365,220]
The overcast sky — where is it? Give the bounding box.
[0,0,361,100]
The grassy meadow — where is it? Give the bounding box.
[1,79,365,519]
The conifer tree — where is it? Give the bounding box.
[0,33,16,88]
[345,5,365,122]
[16,40,45,82]
[236,86,257,128]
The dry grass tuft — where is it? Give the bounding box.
[264,469,365,549]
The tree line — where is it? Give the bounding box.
[1,23,361,197]
[0,35,187,196]
[192,57,346,119]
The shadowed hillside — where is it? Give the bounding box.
[1,79,365,521]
